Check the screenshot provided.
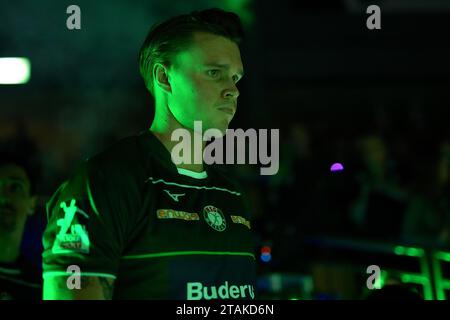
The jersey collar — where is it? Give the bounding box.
[176,168,208,179]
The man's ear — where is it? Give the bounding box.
[153,63,171,93]
[27,195,37,217]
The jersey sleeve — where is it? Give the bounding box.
[42,161,126,281]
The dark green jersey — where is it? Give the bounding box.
[42,130,256,300]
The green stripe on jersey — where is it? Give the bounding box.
[43,271,116,279]
[122,251,255,260]
[146,177,241,196]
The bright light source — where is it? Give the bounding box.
[394,246,405,255]
[330,163,344,172]
[0,58,31,84]
[394,246,424,257]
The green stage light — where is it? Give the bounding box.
[435,252,450,262]
[394,246,424,257]
[394,246,405,255]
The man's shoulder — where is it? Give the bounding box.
[47,133,149,217]
[87,133,144,169]
[57,133,148,197]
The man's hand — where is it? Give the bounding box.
[43,276,115,300]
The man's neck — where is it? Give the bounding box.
[150,113,206,173]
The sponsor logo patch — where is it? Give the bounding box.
[52,199,90,254]
[157,209,199,221]
[203,205,226,232]
[230,215,251,229]
[187,281,255,300]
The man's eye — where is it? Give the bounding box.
[207,70,220,78]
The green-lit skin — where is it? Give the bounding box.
[153,32,244,136]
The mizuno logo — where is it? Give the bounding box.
[163,190,185,202]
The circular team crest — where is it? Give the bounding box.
[203,205,226,232]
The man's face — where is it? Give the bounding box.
[167,32,244,134]
[0,164,35,234]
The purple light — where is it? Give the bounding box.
[330,163,344,172]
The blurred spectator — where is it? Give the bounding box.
[268,123,317,231]
[262,122,323,272]
[0,135,42,299]
[349,135,408,241]
[402,141,450,248]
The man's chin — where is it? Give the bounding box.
[205,126,228,139]
[201,120,229,137]
[186,119,230,139]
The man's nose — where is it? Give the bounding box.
[223,82,240,99]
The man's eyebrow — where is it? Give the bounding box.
[205,64,244,77]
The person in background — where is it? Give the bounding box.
[0,136,42,299]
[349,135,407,241]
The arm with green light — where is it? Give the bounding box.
[42,164,122,300]
[43,276,114,300]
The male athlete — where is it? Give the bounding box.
[42,8,256,300]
